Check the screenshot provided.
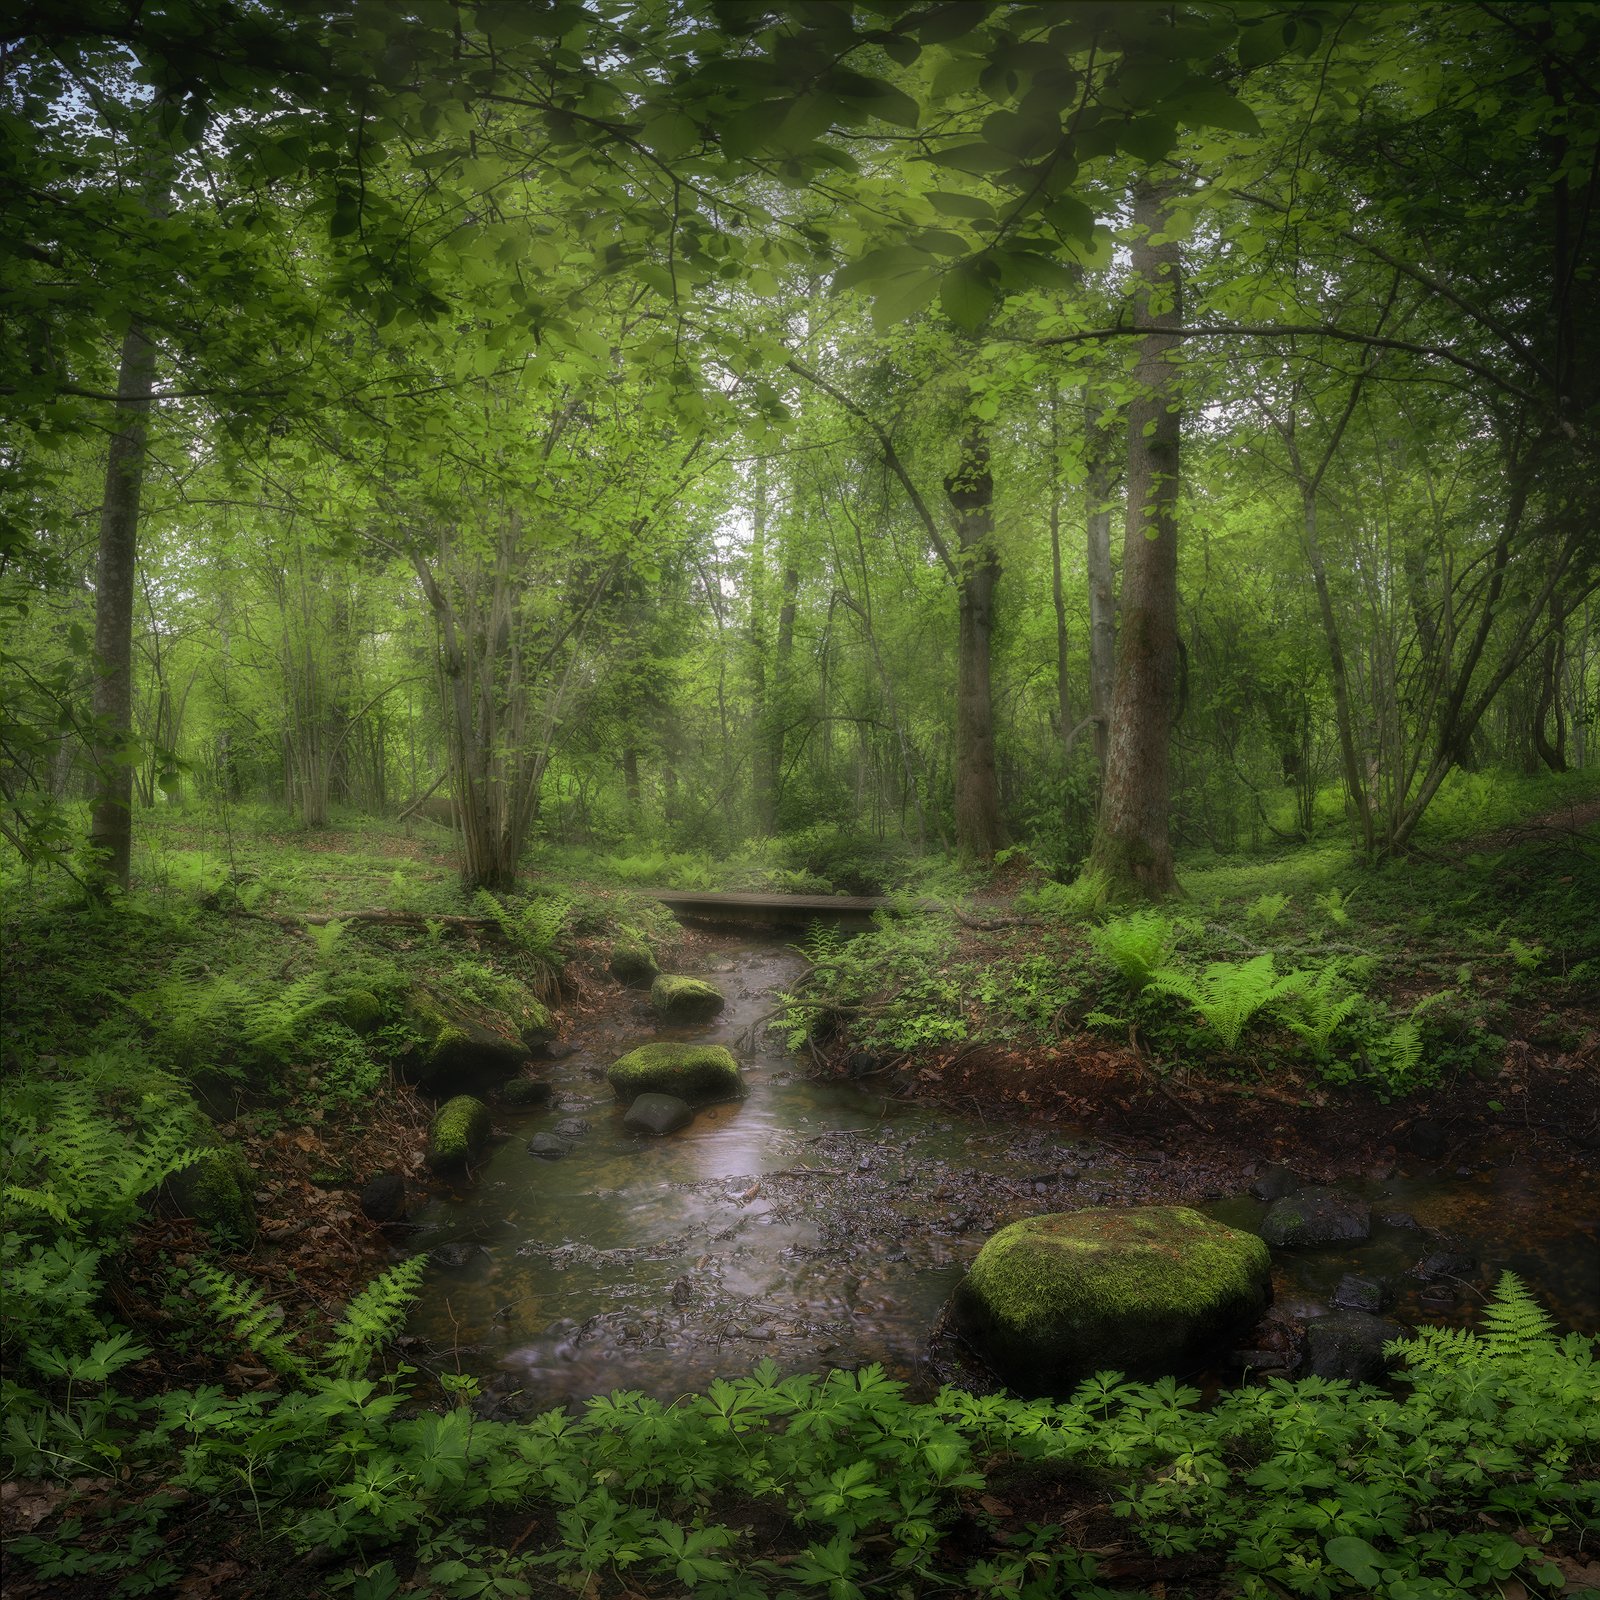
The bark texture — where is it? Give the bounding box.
[1089,181,1181,897]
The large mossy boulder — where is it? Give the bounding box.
[607,1042,743,1104]
[650,974,725,1023]
[953,1206,1272,1395]
[406,992,529,1091]
[426,1095,493,1174]
[610,938,660,987]
[166,1145,257,1245]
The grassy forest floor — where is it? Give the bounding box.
[2,772,1598,1598]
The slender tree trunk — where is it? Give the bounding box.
[945,423,1006,861]
[1084,386,1119,778]
[1048,386,1073,751]
[748,456,778,834]
[88,320,159,891]
[1088,180,1181,897]
[1532,592,1569,771]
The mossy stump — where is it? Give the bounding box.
[427,1095,493,1174]
[607,1042,743,1104]
[953,1206,1271,1395]
[650,974,725,1023]
[610,938,660,987]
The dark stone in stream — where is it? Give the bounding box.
[1332,1274,1393,1314]
[847,1052,884,1078]
[500,1076,553,1108]
[526,1133,570,1159]
[552,1118,590,1141]
[1420,1283,1458,1310]
[1249,1164,1303,1202]
[359,1172,407,1224]
[1260,1185,1371,1248]
[623,1093,694,1135]
[1379,1210,1420,1230]
[1415,1248,1478,1280]
[532,1041,579,1062]
[1302,1310,1405,1383]
[431,1242,483,1270]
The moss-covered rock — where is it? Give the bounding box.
[649,974,726,1023]
[338,988,385,1035]
[610,938,660,987]
[426,1095,493,1174]
[166,1145,257,1245]
[953,1206,1271,1394]
[607,1042,743,1104]
[405,991,529,1091]
[499,1075,553,1108]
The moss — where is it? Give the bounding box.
[649,974,726,1022]
[427,1094,493,1173]
[607,1042,743,1104]
[954,1206,1270,1393]
[167,1146,257,1245]
[517,996,554,1048]
[338,989,384,1034]
[610,938,659,987]
[500,1075,552,1108]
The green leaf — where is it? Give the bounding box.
[1238,20,1290,68]
[1115,117,1177,164]
[921,142,1015,175]
[1324,1535,1386,1586]
[831,244,929,294]
[925,191,995,221]
[1172,84,1262,136]
[869,269,940,329]
[940,262,995,331]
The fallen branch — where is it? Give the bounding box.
[271,909,502,934]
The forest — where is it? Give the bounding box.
[2,2,1598,1598]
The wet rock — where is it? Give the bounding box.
[623,1093,694,1135]
[426,1095,493,1174]
[1249,1164,1303,1202]
[1331,1274,1393,1314]
[650,974,726,1023]
[532,1041,579,1062]
[1302,1310,1405,1383]
[1420,1283,1458,1310]
[608,1041,743,1104]
[552,1117,590,1141]
[1379,1210,1420,1230]
[525,1133,570,1159]
[1231,1348,1281,1372]
[359,1171,407,1224]
[1407,1118,1447,1158]
[610,938,660,988]
[431,1241,482,1270]
[952,1206,1271,1395]
[1259,1185,1371,1248]
[1415,1247,1478,1280]
[406,994,530,1092]
[500,1076,553,1108]
[847,1052,883,1078]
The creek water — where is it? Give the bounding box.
[406,938,1599,1410]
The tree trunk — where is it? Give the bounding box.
[1048,385,1073,751]
[1088,180,1181,898]
[944,423,1006,861]
[88,320,159,891]
[1084,386,1119,777]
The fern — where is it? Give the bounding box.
[515,893,572,963]
[321,1257,428,1378]
[1313,884,1356,926]
[188,1263,308,1379]
[307,918,346,964]
[1148,954,1302,1050]
[1018,868,1110,922]
[1479,1270,1557,1356]
[1090,911,1179,989]
[240,973,336,1060]
[1280,962,1363,1062]
[1246,892,1291,931]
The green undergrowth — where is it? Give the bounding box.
[3,1276,1595,1600]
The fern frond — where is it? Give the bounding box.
[1480,1271,1556,1356]
[1149,954,1298,1050]
[188,1262,307,1379]
[1090,911,1179,989]
[321,1257,428,1378]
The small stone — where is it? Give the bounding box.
[525,1133,570,1160]
[847,1052,882,1078]
[1379,1210,1419,1230]
[1331,1274,1393,1314]
[552,1118,590,1140]
[431,1242,480,1270]
[1415,1248,1478,1280]
[358,1172,407,1224]
[1407,1118,1447,1158]
[622,1092,694,1135]
[1260,1185,1371,1248]
[1249,1164,1302,1202]
[1420,1284,1458,1310]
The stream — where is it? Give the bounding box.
[406,937,1600,1411]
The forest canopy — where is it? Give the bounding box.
[3,0,1598,893]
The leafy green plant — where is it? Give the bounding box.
[1089,910,1179,989]
[1279,961,1363,1063]
[1018,868,1110,922]
[307,918,347,964]
[1147,954,1303,1051]
[1245,891,1291,930]
[1314,884,1356,926]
